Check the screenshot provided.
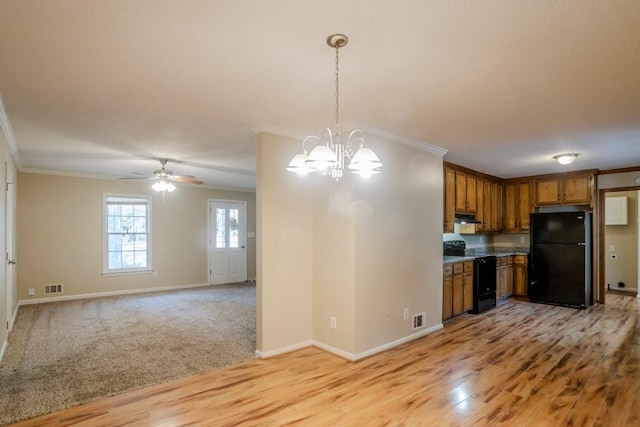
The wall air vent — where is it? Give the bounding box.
[412,312,426,330]
[44,283,63,295]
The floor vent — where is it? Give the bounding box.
[412,312,425,330]
[44,283,63,295]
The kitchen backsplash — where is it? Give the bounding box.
[443,224,529,249]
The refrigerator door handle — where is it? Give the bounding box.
[578,243,586,246]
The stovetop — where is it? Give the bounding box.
[443,240,466,256]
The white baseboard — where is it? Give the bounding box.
[255,340,314,359]
[0,338,6,364]
[314,323,444,361]
[255,323,444,361]
[18,282,210,306]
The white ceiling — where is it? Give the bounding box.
[1,1,639,190]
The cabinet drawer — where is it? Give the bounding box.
[443,264,453,276]
[497,257,507,267]
[507,256,513,265]
[514,255,527,264]
[453,263,464,274]
[464,261,474,272]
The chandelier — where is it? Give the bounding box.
[287,34,382,181]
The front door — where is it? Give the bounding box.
[209,200,247,285]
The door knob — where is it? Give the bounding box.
[8,260,16,265]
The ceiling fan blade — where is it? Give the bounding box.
[118,176,157,181]
[171,175,203,185]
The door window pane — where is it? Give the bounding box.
[229,209,239,248]
[216,208,226,248]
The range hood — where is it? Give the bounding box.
[454,214,481,224]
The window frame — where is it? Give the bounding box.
[103,193,152,275]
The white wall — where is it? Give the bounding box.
[17,173,256,301]
[256,130,445,359]
[256,132,314,355]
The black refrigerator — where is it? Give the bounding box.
[529,211,592,309]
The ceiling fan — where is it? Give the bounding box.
[120,159,203,192]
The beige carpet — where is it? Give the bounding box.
[0,284,256,425]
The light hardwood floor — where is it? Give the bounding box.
[10,294,640,426]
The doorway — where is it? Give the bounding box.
[4,162,15,331]
[209,200,247,285]
[599,186,640,302]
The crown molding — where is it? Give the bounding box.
[0,93,21,168]
[358,124,448,157]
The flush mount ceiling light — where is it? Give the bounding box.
[553,153,579,165]
[287,34,382,181]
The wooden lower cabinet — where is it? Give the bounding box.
[463,269,473,312]
[496,256,514,299]
[514,255,528,297]
[443,261,474,320]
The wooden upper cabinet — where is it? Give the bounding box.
[443,168,455,233]
[490,181,500,231]
[517,182,531,232]
[532,172,594,208]
[535,179,561,205]
[504,180,531,232]
[476,177,484,231]
[563,175,592,205]
[455,171,477,214]
[503,183,517,232]
[483,180,493,232]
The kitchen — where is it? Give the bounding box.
[441,161,613,322]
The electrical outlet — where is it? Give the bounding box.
[610,245,615,252]
[520,236,525,243]
[28,288,35,296]
[330,316,337,330]
[403,308,409,321]
[153,271,158,278]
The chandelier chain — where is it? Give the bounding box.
[334,43,340,126]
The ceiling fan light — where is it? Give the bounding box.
[152,179,175,192]
[553,153,579,165]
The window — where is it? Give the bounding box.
[104,195,151,273]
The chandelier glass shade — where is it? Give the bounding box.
[287,34,382,181]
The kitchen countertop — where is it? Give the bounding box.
[443,247,529,264]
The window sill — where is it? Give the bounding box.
[102,269,154,277]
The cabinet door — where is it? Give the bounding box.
[466,175,477,213]
[503,183,517,232]
[475,177,484,231]
[463,272,473,312]
[496,182,503,230]
[484,180,493,231]
[506,264,514,295]
[452,273,464,316]
[443,275,453,320]
[518,182,531,231]
[563,175,591,205]
[491,181,501,231]
[536,179,561,205]
[444,168,455,233]
[514,264,527,296]
[496,266,503,298]
[455,172,467,213]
